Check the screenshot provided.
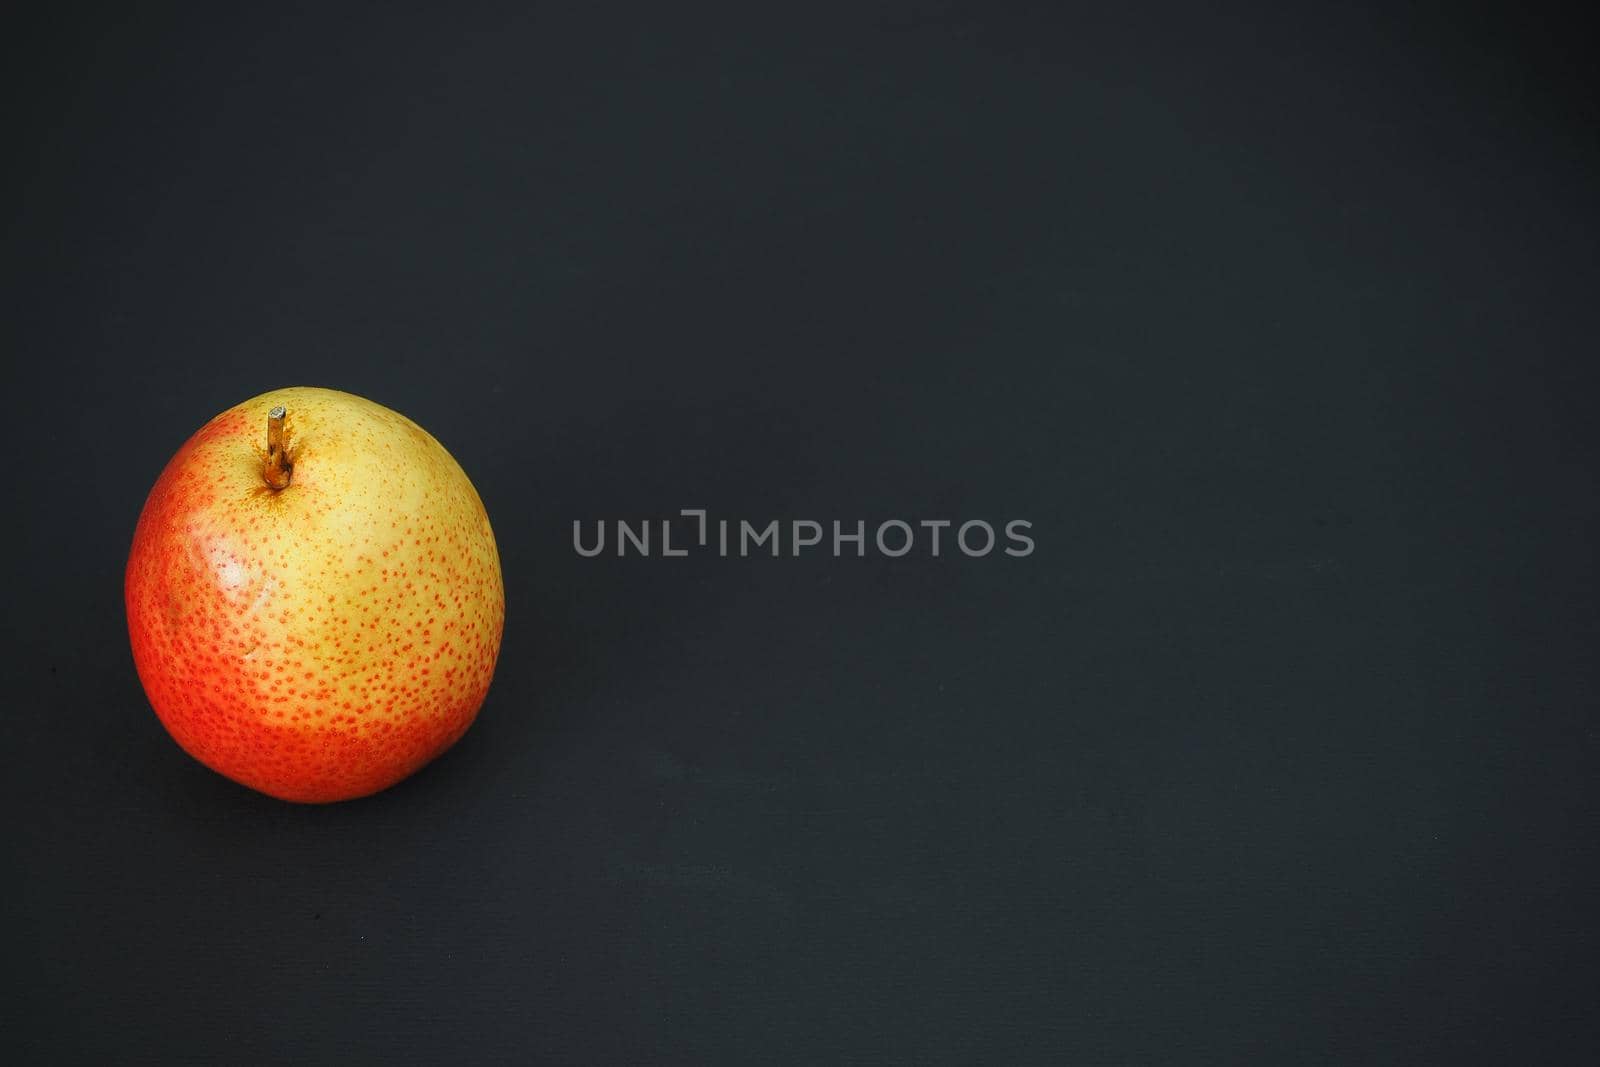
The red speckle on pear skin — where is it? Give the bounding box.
[124,387,506,803]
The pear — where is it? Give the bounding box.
[126,387,505,802]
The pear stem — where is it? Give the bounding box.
[264,405,292,490]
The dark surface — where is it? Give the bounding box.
[3,3,1597,1063]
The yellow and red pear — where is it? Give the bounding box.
[125,386,505,802]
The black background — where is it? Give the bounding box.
[4,2,1597,1063]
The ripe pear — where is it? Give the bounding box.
[125,387,505,802]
